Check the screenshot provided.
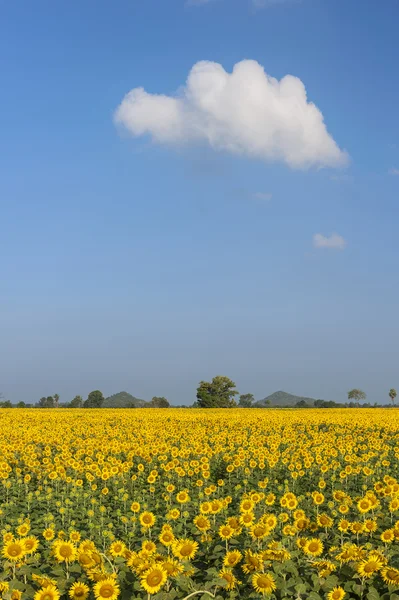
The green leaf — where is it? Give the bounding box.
[367,588,380,600]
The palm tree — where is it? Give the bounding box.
[389,388,397,407]
[54,393,60,408]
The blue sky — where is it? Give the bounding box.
[1,0,399,405]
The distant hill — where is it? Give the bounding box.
[255,390,317,408]
[103,391,148,408]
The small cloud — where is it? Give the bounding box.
[253,191,272,201]
[389,168,399,176]
[313,233,346,250]
[115,59,349,170]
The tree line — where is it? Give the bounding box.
[0,380,397,408]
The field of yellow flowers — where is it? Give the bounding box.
[0,408,399,600]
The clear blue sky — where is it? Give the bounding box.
[1,0,399,405]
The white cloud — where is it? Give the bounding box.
[389,168,399,176]
[114,60,349,170]
[253,191,272,201]
[313,233,346,250]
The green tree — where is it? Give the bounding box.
[0,400,12,408]
[196,376,238,408]
[83,390,105,408]
[37,396,56,408]
[16,401,26,408]
[296,399,309,408]
[150,396,170,408]
[54,393,60,408]
[70,395,83,408]
[389,388,397,407]
[238,393,255,408]
[347,389,366,406]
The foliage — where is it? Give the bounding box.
[390,389,397,406]
[238,394,254,408]
[196,376,238,408]
[37,396,57,408]
[347,389,367,404]
[83,390,105,408]
[69,396,83,408]
[150,396,170,408]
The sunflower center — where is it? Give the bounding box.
[180,545,192,556]
[257,576,271,589]
[99,584,114,598]
[148,571,162,585]
[74,589,85,598]
[9,544,22,556]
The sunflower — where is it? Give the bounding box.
[218,525,235,540]
[252,572,277,595]
[3,540,25,561]
[364,519,377,534]
[357,498,371,514]
[193,515,211,532]
[69,531,81,543]
[140,566,167,595]
[43,528,55,541]
[17,523,30,536]
[317,513,333,528]
[176,490,190,504]
[381,566,399,585]
[242,550,262,574]
[34,585,60,600]
[219,568,240,591]
[239,512,255,527]
[381,529,395,543]
[338,519,350,532]
[313,493,325,506]
[327,587,345,600]
[161,558,184,577]
[357,555,384,578]
[159,530,175,546]
[130,502,140,513]
[172,538,198,560]
[240,499,255,513]
[139,512,156,529]
[11,590,22,600]
[223,550,242,567]
[141,540,156,554]
[0,582,9,594]
[351,522,364,534]
[53,540,77,563]
[3,532,13,543]
[93,577,120,600]
[303,538,324,557]
[22,536,39,554]
[250,523,270,540]
[68,581,90,600]
[109,541,126,557]
[32,575,57,587]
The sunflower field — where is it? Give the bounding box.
[0,408,399,600]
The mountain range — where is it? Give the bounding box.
[255,390,319,407]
